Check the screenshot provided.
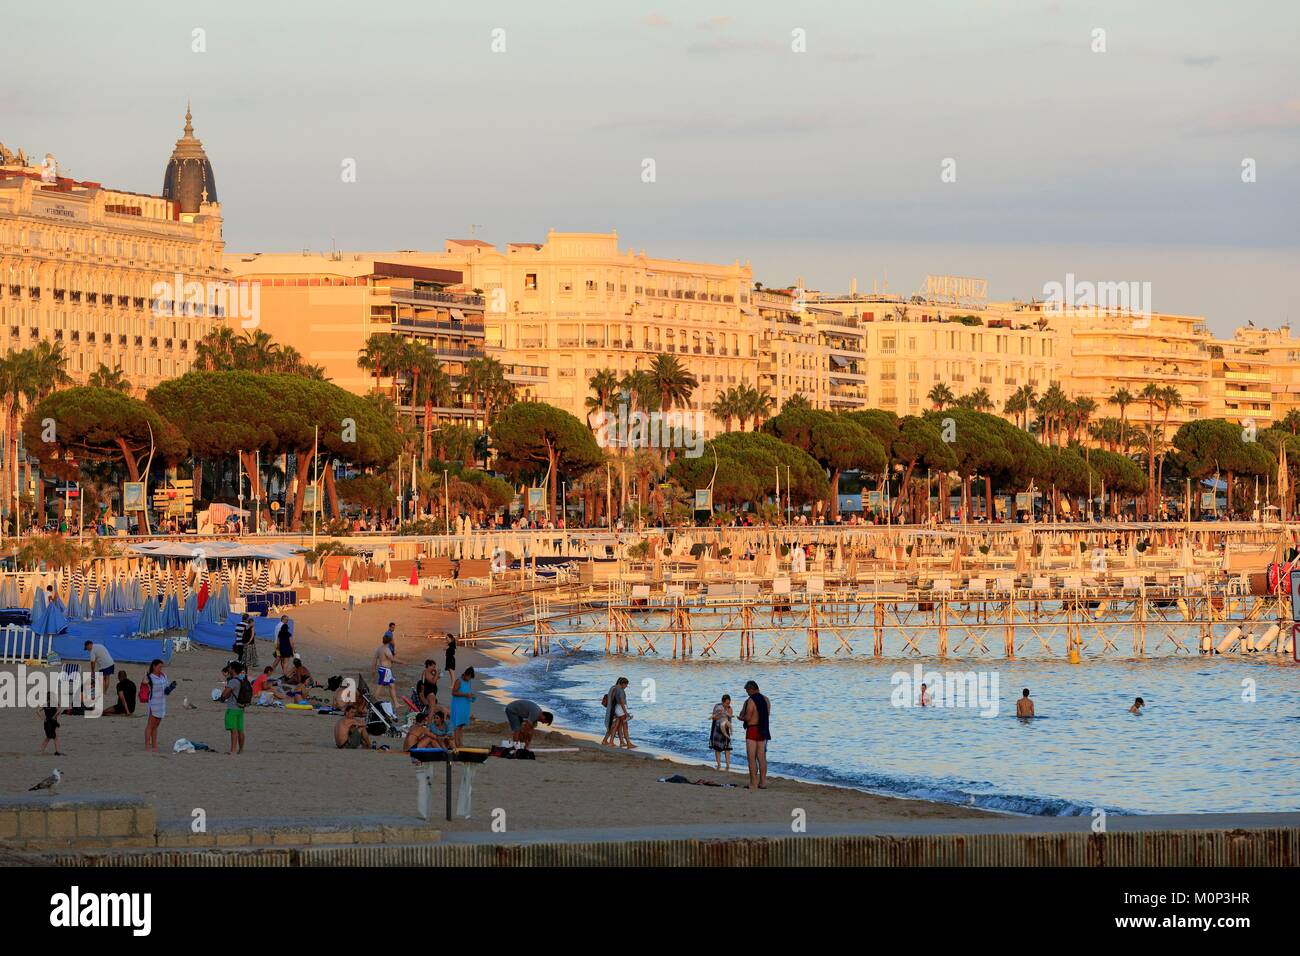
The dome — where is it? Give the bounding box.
[162,105,217,213]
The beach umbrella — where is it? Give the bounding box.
[31,587,47,623]
[33,598,68,637]
[65,586,81,622]
[162,592,181,630]
[138,595,160,634]
[92,585,105,619]
[181,591,198,632]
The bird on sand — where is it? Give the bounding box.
[28,768,62,792]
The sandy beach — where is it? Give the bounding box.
[0,598,990,836]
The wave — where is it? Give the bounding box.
[484,652,1128,818]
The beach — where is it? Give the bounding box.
[0,598,990,835]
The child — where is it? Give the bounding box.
[39,697,66,755]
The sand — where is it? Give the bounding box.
[0,597,990,835]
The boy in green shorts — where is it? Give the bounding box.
[220,661,249,755]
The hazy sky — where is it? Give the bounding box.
[6,0,1298,333]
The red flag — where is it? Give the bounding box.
[339,568,349,592]
[196,579,210,611]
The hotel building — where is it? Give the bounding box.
[0,108,226,388]
[425,231,763,436]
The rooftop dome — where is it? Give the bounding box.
[162,104,216,213]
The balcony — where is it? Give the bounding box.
[392,315,486,336]
[388,287,485,309]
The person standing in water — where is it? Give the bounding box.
[738,680,771,790]
[708,694,733,770]
[1016,687,1035,718]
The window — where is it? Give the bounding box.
[524,273,538,290]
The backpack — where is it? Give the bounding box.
[235,676,253,707]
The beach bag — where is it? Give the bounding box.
[235,677,253,707]
[601,693,609,707]
[139,674,151,703]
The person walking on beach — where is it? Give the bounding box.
[38,694,66,755]
[142,659,170,752]
[708,694,733,770]
[602,677,634,749]
[84,641,115,698]
[443,633,457,681]
[738,680,771,790]
[1129,696,1145,715]
[449,667,477,748]
[373,634,403,713]
[220,662,249,755]
[274,616,295,675]
[1016,688,1035,718]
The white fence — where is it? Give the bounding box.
[0,624,52,664]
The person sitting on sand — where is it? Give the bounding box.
[105,671,136,717]
[1016,688,1035,718]
[334,705,371,750]
[1129,696,1145,715]
[404,711,440,751]
[252,666,287,704]
[504,699,553,751]
[284,658,313,699]
[427,709,455,748]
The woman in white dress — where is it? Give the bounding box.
[143,659,170,752]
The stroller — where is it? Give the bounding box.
[356,674,415,738]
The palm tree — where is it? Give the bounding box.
[1155,385,1183,501]
[193,325,240,371]
[710,387,740,432]
[734,383,774,432]
[1003,384,1036,430]
[964,387,994,412]
[1069,396,1098,445]
[928,382,955,410]
[356,333,406,396]
[1110,387,1135,453]
[87,363,132,392]
[649,353,698,417]
[585,369,620,428]
[462,355,513,426]
[410,346,450,465]
[1284,408,1300,436]
[1139,382,1164,516]
[619,369,659,416]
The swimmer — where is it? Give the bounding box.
[1129,696,1145,715]
[1015,687,1035,718]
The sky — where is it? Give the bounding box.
[5,0,1298,334]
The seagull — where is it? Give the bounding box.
[29,768,61,792]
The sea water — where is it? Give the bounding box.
[486,624,1299,815]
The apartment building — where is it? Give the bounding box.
[428,231,762,436]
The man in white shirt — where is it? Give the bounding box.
[84,640,116,698]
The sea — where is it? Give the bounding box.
[484,618,1300,816]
